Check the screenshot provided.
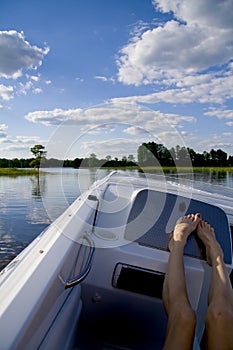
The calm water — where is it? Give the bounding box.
[1,168,233,271]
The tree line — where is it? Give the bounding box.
[137,143,233,167]
[1,142,233,169]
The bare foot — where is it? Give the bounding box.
[196,220,223,266]
[169,214,201,251]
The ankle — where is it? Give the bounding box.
[169,240,186,252]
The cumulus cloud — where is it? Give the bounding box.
[117,0,233,87]
[0,124,44,158]
[0,30,49,79]
[25,103,196,160]
[113,63,233,105]
[0,123,8,138]
[195,133,233,153]
[204,108,233,127]
[153,0,233,28]
[123,126,147,135]
[0,84,14,100]
[25,108,85,126]
[80,138,141,159]
[30,75,40,82]
[0,123,8,130]
[25,103,195,131]
[33,88,42,94]
[0,134,45,158]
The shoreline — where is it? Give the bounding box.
[0,168,42,176]
[101,166,233,173]
[1,166,233,176]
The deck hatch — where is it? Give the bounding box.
[112,263,165,299]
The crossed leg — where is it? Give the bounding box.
[162,214,201,350]
[197,220,233,350]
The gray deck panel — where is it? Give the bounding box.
[125,189,232,264]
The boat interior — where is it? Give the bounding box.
[72,182,233,350]
[0,174,232,350]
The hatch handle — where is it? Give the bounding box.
[65,234,95,289]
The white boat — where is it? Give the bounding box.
[0,171,232,350]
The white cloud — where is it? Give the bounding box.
[0,30,49,79]
[153,0,233,28]
[123,126,146,135]
[94,75,108,82]
[196,135,233,153]
[70,129,197,159]
[25,103,196,160]
[112,65,233,105]
[94,75,115,83]
[0,84,14,100]
[0,123,8,138]
[80,138,141,159]
[25,108,84,126]
[0,134,45,158]
[117,0,233,87]
[204,107,233,128]
[30,75,40,82]
[18,81,33,95]
[0,133,42,145]
[16,75,44,96]
[0,123,8,131]
[25,103,195,132]
[204,108,233,120]
[16,135,42,144]
[87,125,116,135]
[33,87,43,94]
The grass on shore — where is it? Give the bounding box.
[1,166,233,176]
[141,166,233,173]
[0,168,41,176]
[102,166,233,173]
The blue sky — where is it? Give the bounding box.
[0,0,233,161]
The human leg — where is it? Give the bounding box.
[162,214,201,350]
[197,220,233,350]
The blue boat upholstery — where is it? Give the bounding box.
[125,189,232,264]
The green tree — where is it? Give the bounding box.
[137,143,156,165]
[105,155,112,161]
[175,146,190,166]
[216,149,227,166]
[128,154,135,162]
[88,153,98,167]
[30,144,47,170]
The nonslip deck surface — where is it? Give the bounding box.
[125,189,232,264]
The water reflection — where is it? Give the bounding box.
[30,175,47,199]
[0,174,51,270]
[0,168,112,270]
[161,170,233,188]
[162,171,233,200]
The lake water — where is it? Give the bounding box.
[1,168,233,271]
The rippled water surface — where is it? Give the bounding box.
[0,169,109,270]
[1,168,233,270]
